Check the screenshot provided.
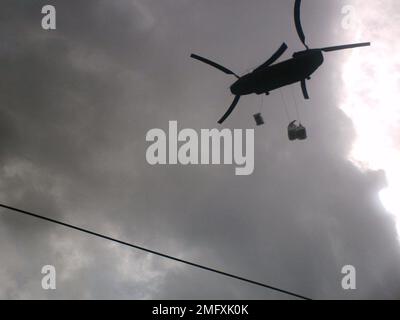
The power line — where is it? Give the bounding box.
[0,203,311,300]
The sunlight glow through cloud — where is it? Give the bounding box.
[340,0,400,239]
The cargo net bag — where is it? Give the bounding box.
[287,121,307,141]
[253,113,265,126]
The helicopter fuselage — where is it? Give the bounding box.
[230,50,324,96]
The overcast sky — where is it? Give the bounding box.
[0,0,399,300]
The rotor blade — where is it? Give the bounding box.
[218,96,241,124]
[320,42,371,52]
[301,79,309,100]
[294,0,308,49]
[253,43,288,72]
[191,54,239,78]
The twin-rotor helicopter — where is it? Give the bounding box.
[190,0,370,139]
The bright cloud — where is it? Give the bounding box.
[340,0,400,238]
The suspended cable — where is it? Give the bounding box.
[0,203,311,300]
[290,85,301,122]
[279,88,291,122]
[259,95,264,113]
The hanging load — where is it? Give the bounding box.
[253,113,265,126]
[296,123,307,140]
[288,120,298,141]
[287,121,308,141]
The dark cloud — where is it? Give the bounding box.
[0,0,399,299]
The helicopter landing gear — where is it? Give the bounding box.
[288,120,307,141]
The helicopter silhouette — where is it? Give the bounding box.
[190,0,371,124]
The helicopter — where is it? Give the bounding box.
[190,0,370,125]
